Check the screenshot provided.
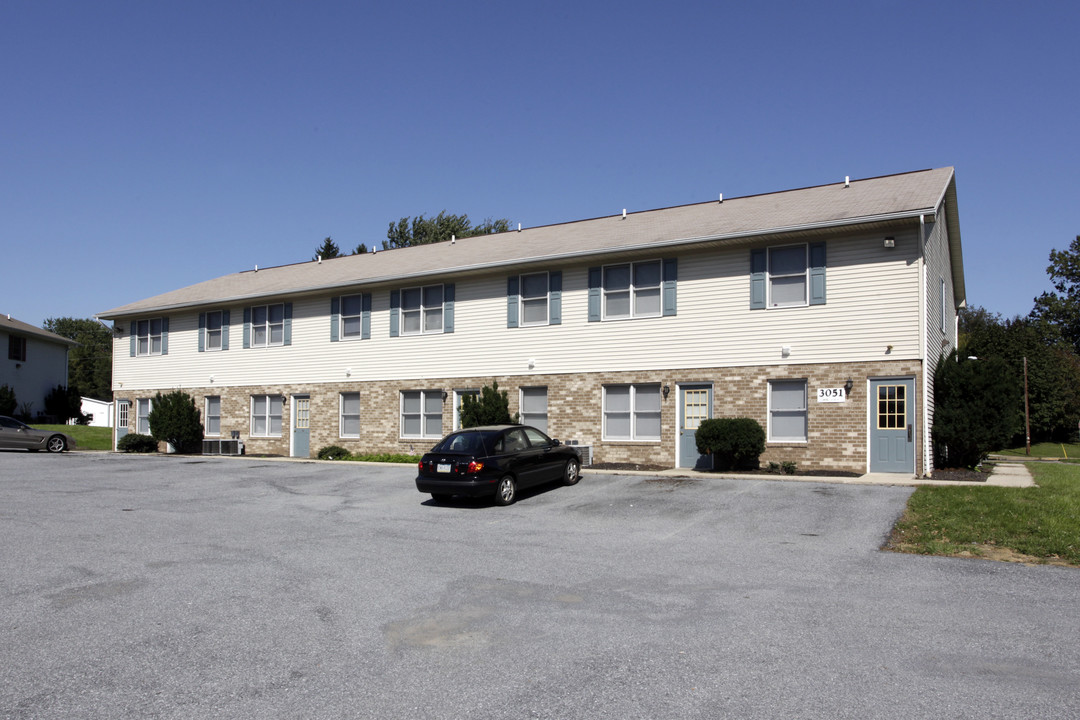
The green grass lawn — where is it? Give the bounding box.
[887,462,1080,566]
[30,424,112,451]
[997,442,1080,459]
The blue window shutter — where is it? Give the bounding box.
[243,307,251,348]
[750,249,767,310]
[361,294,371,340]
[129,321,136,357]
[283,303,292,346]
[809,243,827,305]
[198,313,206,352]
[160,317,169,355]
[550,271,562,325]
[221,310,230,351]
[662,259,677,316]
[588,267,602,322]
[507,276,519,328]
[444,283,455,333]
[330,297,340,342]
[389,291,400,337]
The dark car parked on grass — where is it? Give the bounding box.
[416,425,581,505]
[0,416,76,453]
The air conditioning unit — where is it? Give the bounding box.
[574,445,593,466]
[202,439,243,456]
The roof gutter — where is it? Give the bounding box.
[96,207,937,319]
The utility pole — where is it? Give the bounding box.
[1024,356,1031,456]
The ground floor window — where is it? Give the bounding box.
[520,387,548,433]
[769,379,807,442]
[340,392,360,437]
[205,396,221,436]
[251,395,283,437]
[401,390,442,439]
[137,398,152,434]
[602,384,661,440]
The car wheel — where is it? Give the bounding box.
[494,475,517,506]
[431,493,452,503]
[46,435,67,453]
[563,458,580,486]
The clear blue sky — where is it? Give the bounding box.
[3,0,1077,327]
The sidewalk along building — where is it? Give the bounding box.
[97,168,964,476]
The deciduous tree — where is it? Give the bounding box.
[42,317,113,401]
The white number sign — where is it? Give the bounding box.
[817,387,846,403]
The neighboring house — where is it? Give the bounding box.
[97,168,965,476]
[76,396,114,427]
[0,315,75,416]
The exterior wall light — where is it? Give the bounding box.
[884,237,895,248]
[844,378,854,395]
[662,384,670,399]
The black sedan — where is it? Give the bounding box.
[416,425,581,505]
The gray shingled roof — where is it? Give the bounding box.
[98,167,961,319]
[1,315,78,346]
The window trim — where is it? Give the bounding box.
[206,310,223,351]
[250,394,283,438]
[400,390,443,439]
[519,386,549,434]
[205,396,221,436]
[250,303,286,348]
[767,244,809,309]
[136,318,165,356]
[136,398,153,435]
[602,383,662,442]
[519,271,550,327]
[602,260,663,321]
[400,284,444,336]
[8,334,27,362]
[768,379,808,443]
[340,392,361,438]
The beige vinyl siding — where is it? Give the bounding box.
[112,231,925,392]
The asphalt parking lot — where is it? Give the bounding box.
[2,452,1079,719]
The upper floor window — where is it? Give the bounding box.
[136,318,165,356]
[243,304,291,348]
[750,243,826,310]
[199,310,229,352]
[341,294,365,339]
[589,260,676,322]
[8,335,26,361]
[507,272,562,328]
[390,285,455,337]
[252,304,284,346]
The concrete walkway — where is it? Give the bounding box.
[593,461,1036,488]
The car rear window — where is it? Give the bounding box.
[432,430,497,455]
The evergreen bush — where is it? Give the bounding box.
[932,351,1021,468]
[695,417,766,470]
[317,445,352,460]
[44,384,84,423]
[118,433,159,453]
[147,390,204,453]
[459,381,518,428]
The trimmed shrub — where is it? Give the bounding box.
[0,384,16,416]
[695,418,766,471]
[317,445,352,460]
[932,351,1021,468]
[118,433,158,453]
[148,390,204,453]
[460,380,518,428]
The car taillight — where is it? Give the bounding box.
[466,461,484,474]
[418,461,425,470]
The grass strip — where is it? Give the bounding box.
[886,462,1080,566]
[30,424,113,451]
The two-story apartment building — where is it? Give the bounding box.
[98,168,964,475]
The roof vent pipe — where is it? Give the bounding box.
[844,176,850,188]
[451,235,456,245]
[255,265,259,272]
[622,209,627,220]
[317,255,322,264]
[718,193,723,203]
[517,223,521,232]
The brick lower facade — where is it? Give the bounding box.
[114,359,924,475]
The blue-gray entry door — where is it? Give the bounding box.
[291,395,310,458]
[115,400,130,449]
[679,385,713,469]
[869,378,915,473]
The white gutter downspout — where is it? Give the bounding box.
[918,213,929,477]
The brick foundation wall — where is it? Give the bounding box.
[113,359,923,474]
